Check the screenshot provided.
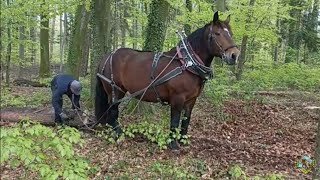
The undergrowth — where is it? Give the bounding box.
[206,62,320,106]
[0,119,93,179]
[1,87,50,108]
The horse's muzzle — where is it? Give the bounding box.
[224,48,240,65]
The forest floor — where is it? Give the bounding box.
[1,86,320,179]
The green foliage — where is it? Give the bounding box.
[1,87,50,108]
[228,165,284,180]
[148,161,196,179]
[124,121,171,149]
[78,77,93,108]
[95,110,190,149]
[238,63,320,91]
[38,77,53,87]
[228,165,247,179]
[0,120,91,179]
[206,62,320,106]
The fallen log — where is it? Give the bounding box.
[0,107,94,128]
[13,78,48,87]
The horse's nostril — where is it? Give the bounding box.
[231,53,237,60]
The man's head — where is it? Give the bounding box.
[70,80,82,95]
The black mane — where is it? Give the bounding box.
[186,23,210,52]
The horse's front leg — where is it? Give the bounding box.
[180,98,197,145]
[169,96,185,150]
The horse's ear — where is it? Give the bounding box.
[213,11,219,23]
[225,15,230,24]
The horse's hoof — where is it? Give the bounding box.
[169,140,180,150]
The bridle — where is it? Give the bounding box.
[208,25,237,60]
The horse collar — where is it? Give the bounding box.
[176,43,213,81]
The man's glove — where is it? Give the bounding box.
[59,112,68,120]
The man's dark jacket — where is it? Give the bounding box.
[51,74,80,122]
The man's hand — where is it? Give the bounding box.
[59,112,68,120]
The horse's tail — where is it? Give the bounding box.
[95,75,109,124]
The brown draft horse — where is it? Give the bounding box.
[95,11,240,150]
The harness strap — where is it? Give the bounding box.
[151,52,163,80]
[96,73,126,94]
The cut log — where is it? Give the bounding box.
[0,107,94,128]
[13,78,48,87]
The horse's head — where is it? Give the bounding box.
[205,11,240,65]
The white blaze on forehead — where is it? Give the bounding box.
[223,28,231,37]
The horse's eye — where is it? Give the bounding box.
[215,32,220,36]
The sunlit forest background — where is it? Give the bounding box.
[1,0,320,179]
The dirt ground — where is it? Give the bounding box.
[1,86,320,179]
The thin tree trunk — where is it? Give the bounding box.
[184,0,192,35]
[273,45,278,62]
[273,17,280,63]
[5,19,12,86]
[0,26,3,81]
[120,0,127,48]
[39,2,50,78]
[80,31,90,76]
[18,26,25,78]
[216,0,226,12]
[236,35,248,80]
[59,15,64,72]
[313,109,320,179]
[50,16,56,61]
[30,26,36,65]
[64,12,69,61]
[113,1,119,50]
[132,0,138,49]
[235,0,255,80]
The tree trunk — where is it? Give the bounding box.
[64,12,69,61]
[234,0,255,80]
[143,0,170,51]
[49,16,56,61]
[132,0,138,49]
[39,2,50,78]
[273,45,278,63]
[120,0,127,48]
[216,0,226,12]
[5,17,12,86]
[184,0,192,35]
[67,4,90,79]
[18,26,25,78]
[313,108,320,179]
[59,15,64,72]
[113,1,119,50]
[0,26,3,81]
[90,0,111,106]
[235,35,248,80]
[80,29,90,77]
[30,26,36,65]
